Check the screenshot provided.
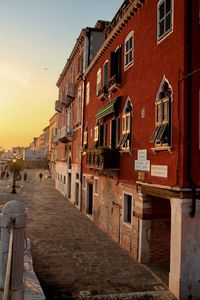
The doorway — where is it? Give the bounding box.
[86,183,93,215]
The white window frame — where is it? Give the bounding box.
[124,31,134,70]
[83,130,88,145]
[96,68,101,95]
[123,193,133,225]
[157,0,173,43]
[94,177,99,195]
[94,126,99,142]
[122,112,131,134]
[86,82,90,105]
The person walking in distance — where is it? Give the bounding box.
[23,172,27,181]
[39,172,43,182]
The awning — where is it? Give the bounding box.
[96,97,120,120]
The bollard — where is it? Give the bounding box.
[1,200,26,300]
[0,211,11,290]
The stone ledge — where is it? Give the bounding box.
[24,239,46,300]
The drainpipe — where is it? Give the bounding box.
[185,0,196,217]
[80,71,87,212]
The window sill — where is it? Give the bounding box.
[157,29,173,44]
[119,150,132,155]
[123,221,132,228]
[151,146,172,153]
[124,61,134,71]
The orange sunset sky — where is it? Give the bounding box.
[0,0,122,150]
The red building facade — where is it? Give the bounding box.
[80,1,200,299]
[54,0,200,299]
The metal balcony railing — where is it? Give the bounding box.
[58,126,73,143]
[108,74,121,92]
[97,86,109,100]
[86,148,119,170]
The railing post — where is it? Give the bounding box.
[2,200,26,300]
[0,212,11,291]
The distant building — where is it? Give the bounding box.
[48,113,57,177]
[55,20,109,198]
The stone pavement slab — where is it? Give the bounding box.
[0,170,176,300]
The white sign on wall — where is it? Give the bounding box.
[135,149,150,171]
[137,149,147,161]
[135,160,150,171]
[151,165,168,178]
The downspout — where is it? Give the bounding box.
[185,0,196,217]
[80,77,85,212]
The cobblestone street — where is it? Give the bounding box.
[0,170,176,300]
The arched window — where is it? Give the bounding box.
[150,75,172,147]
[118,97,132,150]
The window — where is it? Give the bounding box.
[94,126,99,142]
[109,46,121,86]
[118,98,132,150]
[111,117,119,148]
[96,68,101,95]
[103,61,108,87]
[157,0,173,41]
[86,82,90,105]
[150,76,172,147]
[78,52,83,75]
[83,129,88,149]
[124,32,134,69]
[94,178,99,195]
[64,176,66,184]
[124,194,132,224]
[99,122,107,147]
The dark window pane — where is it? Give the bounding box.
[104,62,108,86]
[159,2,165,19]
[125,54,129,65]
[166,0,171,13]
[159,20,165,37]
[166,14,171,32]
[126,41,129,53]
[127,197,131,223]
[129,37,132,49]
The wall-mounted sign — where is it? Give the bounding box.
[137,149,147,161]
[151,165,168,178]
[135,160,150,171]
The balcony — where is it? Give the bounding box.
[86,148,119,171]
[62,83,75,106]
[97,86,109,101]
[108,74,121,93]
[55,100,62,112]
[58,126,73,143]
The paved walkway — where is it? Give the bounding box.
[0,170,176,300]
